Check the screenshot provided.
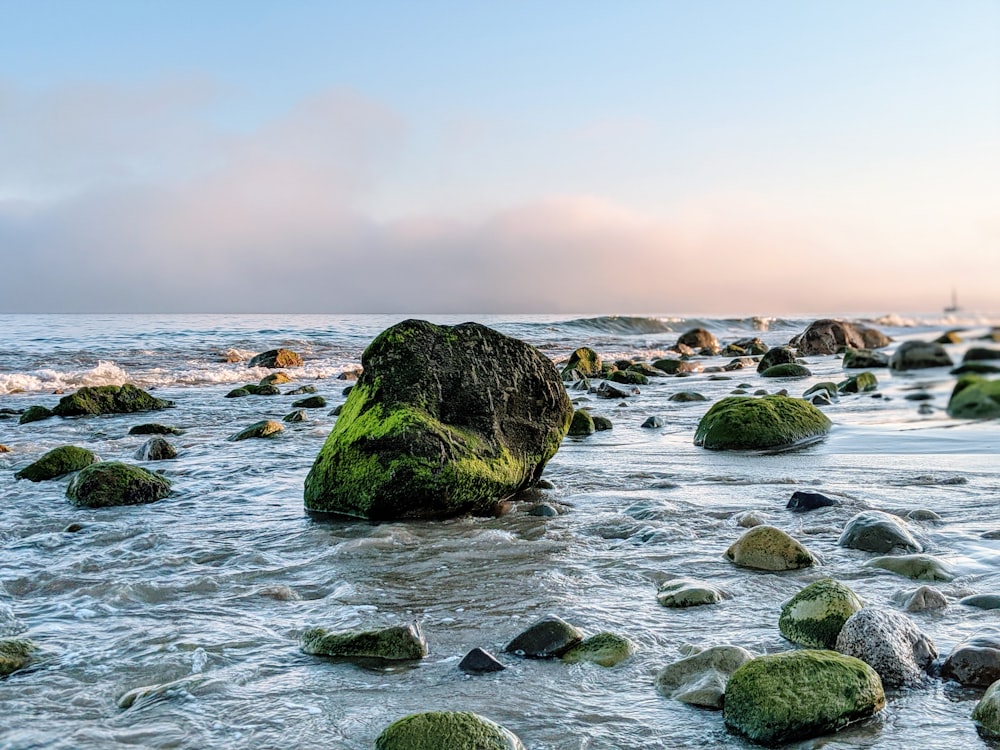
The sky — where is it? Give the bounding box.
[0,1,997,314]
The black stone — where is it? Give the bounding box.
[786,490,839,512]
[459,647,506,674]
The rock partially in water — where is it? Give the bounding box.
[134,437,177,461]
[947,376,1000,419]
[561,347,603,380]
[723,650,885,745]
[668,391,706,402]
[842,348,890,368]
[374,711,525,750]
[792,319,889,356]
[0,638,36,678]
[694,396,831,451]
[591,415,613,431]
[655,645,754,709]
[117,674,212,709]
[14,445,98,481]
[248,349,303,369]
[301,622,427,661]
[568,409,596,436]
[228,420,284,441]
[52,384,172,417]
[128,423,183,435]
[838,510,922,554]
[725,525,816,571]
[838,372,879,393]
[259,371,293,385]
[641,416,663,428]
[762,364,812,378]
[18,405,53,424]
[459,647,505,674]
[560,632,636,667]
[304,320,572,521]
[942,632,1000,687]
[657,578,726,607]
[786,489,839,512]
[286,385,317,395]
[225,387,250,399]
[504,614,582,659]
[283,410,308,423]
[897,586,948,612]
[961,595,1000,610]
[779,578,863,649]
[935,330,963,344]
[973,680,1000,737]
[292,395,327,409]
[757,346,798,373]
[242,384,280,396]
[676,328,719,353]
[835,607,936,687]
[965,347,1000,362]
[66,462,172,508]
[890,341,954,371]
[865,554,955,581]
[610,370,648,386]
[653,358,703,375]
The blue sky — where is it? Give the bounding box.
[1,1,997,313]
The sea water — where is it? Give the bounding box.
[1,312,999,749]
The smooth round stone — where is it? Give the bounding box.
[655,645,754,709]
[526,503,559,517]
[735,511,767,528]
[864,554,955,581]
[838,510,922,554]
[568,410,596,436]
[504,615,582,659]
[291,395,326,409]
[134,436,177,461]
[907,509,941,522]
[942,632,1000,687]
[657,578,726,608]
[459,647,505,674]
[283,410,308,423]
[835,607,936,687]
[66,462,171,508]
[896,586,948,612]
[374,711,525,750]
[560,632,636,667]
[725,525,816,571]
[669,391,707,402]
[591,415,613,431]
[786,490,838,512]
[14,445,99,482]
[961,595,1000,610]
[779,578,863,649]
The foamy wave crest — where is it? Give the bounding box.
[0,361,130,394]
[219,348,257,363]
[558,316,685,335]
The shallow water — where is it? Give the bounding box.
[1,312,999,749]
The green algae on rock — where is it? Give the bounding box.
[695,395,832,451]
[568,409,596,436]
[228,420,284,441]
[304,320,572,521]
[779,579,864,649]
[18,405,53,424]
[723,650,885,745]
[561,347,602,380]
[560,632,636,667]
[66,462,171,508]
[838,371,878,393]
[725,525,816,571]
[761,363,812,378]
[301,622,427,661]
[973,679,1000,736]
[0,638,37,678]
[374,711,526,750]
[947,376,1000,419]
[52,384,172,417]
[14,445,98,482]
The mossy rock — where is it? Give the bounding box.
[568,409,595,436]
[779,579,863,648]
[757,346,798,373]
[225,387,250,399]
[52,384,172,417]
[610,370,648,386]
[838,371,878,393]
[301,623,427,660]
[762,364,812,378]
[947,376,1000,419]
[669,391,706,402]
[18,405,53,424]
[66,462,171,508]
[973,679,1000,736]
[628,362,668,377]
[694,395,832,451]
[842,348,889,368]
[864,554,955,581]
[374,711,525,750]
[228,420,284,441]
[723,650,885,744]
[286,385,318,395]
[562,347,602,379]
[15,445,98,481]
[248,349,303,369]
[283,410,308,423]
[0,638,37,678]
[560,632,636,667]
[725,525,816,571]
[803,382,838,399]
[304,320,572,521]
[128,423,183,435]
[242,384,280,396]
[592,415,613,431]
[292,395,327,409]
[260,372,293,385]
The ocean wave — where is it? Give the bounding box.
[554,316,687,335]
[0,360,130,395]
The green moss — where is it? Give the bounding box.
[723,650,885,745]
[15,445,98,482]
[225,387,250,398]
[838,372,878,393]
[803,382,838,398]
[128,424,183,435]
[947,376,1000,419]
[0,638,36,677]
[761,364,812,378]
[374,711,525,750]
[779,579,864,648]
[291,395,326,408]
[301,623,427,660]
[694,395,832,451]
[66,462,171,508]
[610,370,648,385]
[228,420,284,441]
[568,409,596,436]
[52,384,171,417]
[973,680,1000,736]
[18,405,53,424]
[562,347,602,378]
[560,632,636,667]
[242,384,280,396]
[725,525,815,571]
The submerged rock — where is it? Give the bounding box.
[14,445,98,481]
[18,405,53,424]
[973,681,1000,737]
[228,420,284,441]
[889,341,953,371]
[66,462,171,508]
[304,320,572,521]
[128,423,183,435]
[641,416,663,428]
[459,647,505,674]
[838,510,922,554]
[725,525,816,571]
[560,632,636,667]
[864,554,955,581]
[134,437,177,461]
[960,595,1000,610]
[374,711,525,750]
[248,349,303,369]
[835,607,936,687]
[52,384,172,417]
[694,395,832,451]
[655,645,754,709]
[723,650,885,745]
[942,632,1000,687]
[947,376,1000,419]
[0,638,36,678]
[657,578,726,607]
[779,578,863,649]
[504,615,582,659]
[786,489,839,512]
[301,622,427,661]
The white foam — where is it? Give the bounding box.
[0,360,130,395]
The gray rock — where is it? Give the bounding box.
[504,615,582,659]
[838,510,922,554]
[655,645,754,709]
[641,416,663,428]
[897,586,948,612]
[283,410,308,423]
[134,437,177,461]
[960,595,1000,610]
[890,341,954,371]
[301,622,427,661]
[864,554,955,581]
[459,647,505,674]
[835,607,936,687]
[657,578,726,607]
[942,631,1000,687]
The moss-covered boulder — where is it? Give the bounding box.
[228,420,284,441]
[761,364,812,378]
[568,409,595,436]
[694,395,832,451]
[610,369,648,385]
[0,638,37,678]
[890,341,953,371]
[947,376,1000,419]
[301,622,427,661]
[374,712,525,750]
[973,679,1000,736]
[66,462,171,508]
[838,372,878,394]
[128,423,182,435]
[779,579,863,649]
[260,371,293,385]
[724,650,885,744]
[560,632,636,667]
[292,395,326,409]
[842,349,889,368]
[248,349,303,369]
[14,445,98,481]
[304,320,573,521]
[792,319,889,356]
[18,405,53,424]
[864,554,955,581]
[656,645,754,709]
[52,384,172,417]
[725,525,816,570]
[592,415,613,431]
[562,347,602,380]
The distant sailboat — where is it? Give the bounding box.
[944,289,960,314]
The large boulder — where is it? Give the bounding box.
[14,445,98,481]
[655,645,754,709]
[374,712,525,750]
[304,320,573,520]
[52,384,172,417]
[947,376,1000,419]
[942,632,1000,687]
[889,341,953,371]
[723,650,885,744]
[838,510,922,554]
[792,320,889,356]
[66,462,171,508]
[248,349,303,369]
[301,622,427,661]
[725,525,816,571]
[779,579,863,649]
[694,396,832,451]
[835,607,936,687]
